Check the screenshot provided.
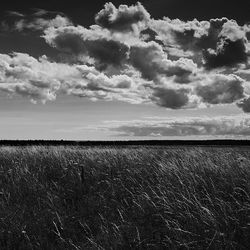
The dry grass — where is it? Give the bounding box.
[0,145,250,249]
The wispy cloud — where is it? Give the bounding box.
[1,9,72,32]
[102,115,250,138]
[5,11,26,18]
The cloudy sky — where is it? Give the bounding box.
[0,0,250,140]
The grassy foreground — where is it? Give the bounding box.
[0,146,250,249]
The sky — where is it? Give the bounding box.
[0,0,250,140]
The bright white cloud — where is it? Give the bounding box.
[0,2,250,113]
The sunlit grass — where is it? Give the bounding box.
[1,145,250,249]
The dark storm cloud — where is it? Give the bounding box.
[48,31,85,54]
[129,42,166,80]
[237,98,250,113]
[44,26,129,68]
[0,2,250,113]
[200,19,249,69]
[95,2,150,32]
[139,28,165,47]
[204,39,248,69]
[129,42,197,82]
[151,87,190,109]
[195,74,245,104]
[83,39,129,69]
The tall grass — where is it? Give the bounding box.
[0,145,250,249]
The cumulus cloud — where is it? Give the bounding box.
[105,115,250,137]
[0,53,77,102]
[149,17,249,68]
[0,52,150,104]
[0,2,250,113]
[95,2,150,33]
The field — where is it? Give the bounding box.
[1,145,250,249]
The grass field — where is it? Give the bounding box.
[1,145,250,249]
